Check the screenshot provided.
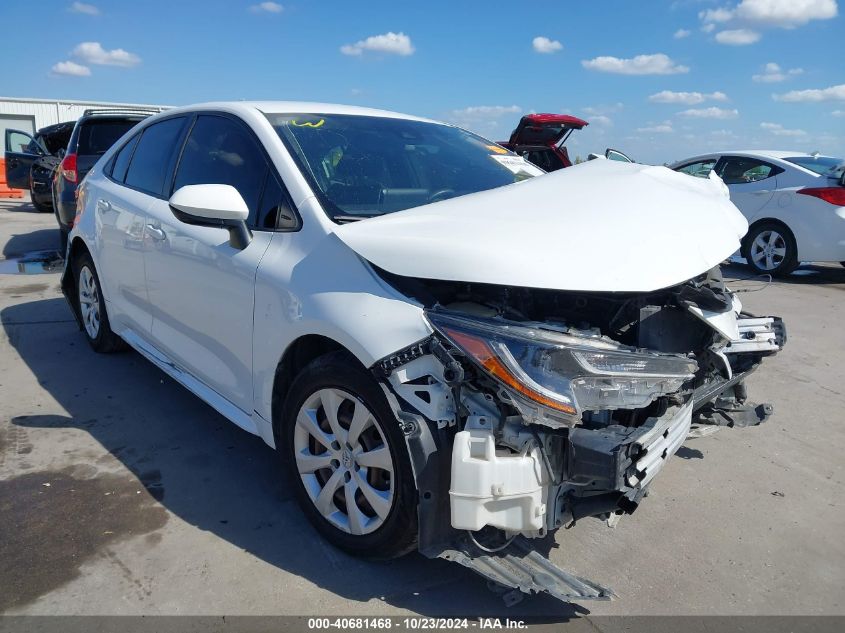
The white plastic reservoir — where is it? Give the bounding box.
[449,429,548,532]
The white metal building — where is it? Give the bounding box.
[0,96,166,153]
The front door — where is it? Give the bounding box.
[4,129,44,189]
[144,113,276,412]
[715,156,780,218]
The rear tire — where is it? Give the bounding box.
[741,222,798,277]
[72,252,126,353]
[280,351,417,559]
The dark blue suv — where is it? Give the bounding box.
[54,109,161,250]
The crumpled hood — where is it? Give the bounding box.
[334,160,748,293]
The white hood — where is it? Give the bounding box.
[334,160,748,293]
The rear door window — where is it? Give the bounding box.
[172,115,269,226]
[110,134,141,183]
[124,117,186,196]
[77,119,142,156]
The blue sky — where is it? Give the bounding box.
[2,0,843,163]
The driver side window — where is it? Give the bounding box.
[7,131,42,155]
[717,157,780,184]
[173,115,269,227]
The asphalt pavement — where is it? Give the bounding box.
[1,194,843,623]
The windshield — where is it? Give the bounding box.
[784,155,845,176]
[267,113,543,220]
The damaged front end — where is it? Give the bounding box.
[372,267,784,603]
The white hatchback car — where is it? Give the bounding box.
[63,102,784,602]
[669,151,845,275]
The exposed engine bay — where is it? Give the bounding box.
[371,265,785,603]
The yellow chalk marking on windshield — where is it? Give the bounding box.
[290,119,325,128]
[486,145,509,154]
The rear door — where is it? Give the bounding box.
[144,113,276,412]
[4,129,44,188]
[715,156,782,218]
[96,116,188,337]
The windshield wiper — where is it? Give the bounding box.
[333,215,375,224]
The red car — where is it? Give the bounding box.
[499,113,588,171]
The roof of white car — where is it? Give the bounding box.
[164,101,439,124]
[671,149,839,167]
[720,150,834,159]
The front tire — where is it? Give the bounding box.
[280,351,417,559]
[742,222,798,276]
[31,190,51,213]
[72,252,126,353]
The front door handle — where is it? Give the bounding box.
[97,199,112,213]
[146,224,166,241]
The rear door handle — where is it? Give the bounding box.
[97,199,112,213]
[146,224,166,241]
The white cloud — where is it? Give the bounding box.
[832,109,845,117]
[649,90,728,104]
[581,53,689,75]
[447,105,521,136]
[735,0,837,27]
[250,2,283,13]
[637,121,674,133]
[701,22,717,32]
[774,84,845,102]
[69,2,99,15]
[73,42,141,67]
[699,7,735,22]
[760,121,807,136]
[673,28,692,38]
[450,105,521,118]
[715,28,761,44]
[678,107,739,118]
[699,0,838,29]
[752,62,804,82]
[340,32,414,57]
[583,102,624,115]
[50,60,91,77]
[532,36,562,53]
[590,115,614,126]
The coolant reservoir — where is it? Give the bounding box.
[450,429,548,532]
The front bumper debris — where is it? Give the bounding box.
[437,536,614,606]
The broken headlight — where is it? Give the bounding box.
[426,311,697,422]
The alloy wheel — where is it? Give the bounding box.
[749,229,787,272]
[293,388,395,536]
[78,266,101,339]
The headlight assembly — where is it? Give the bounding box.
[426,311,697,423]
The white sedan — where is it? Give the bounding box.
[61,102,783,602]
[669,151,845,275]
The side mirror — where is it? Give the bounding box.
[169,184,253,250]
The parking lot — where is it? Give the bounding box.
[1,194,843,620]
